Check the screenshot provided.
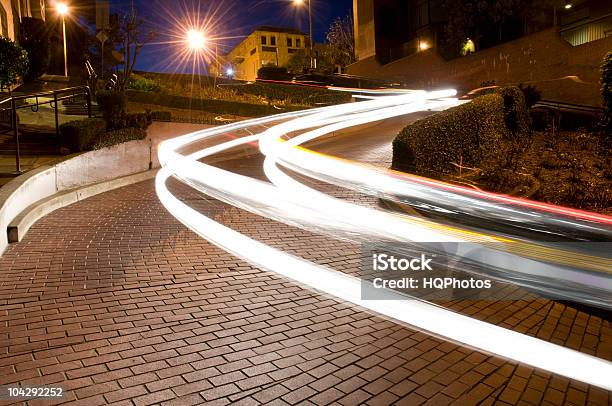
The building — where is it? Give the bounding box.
[353,0,446,64]
[211,26,308,81]
[559,0,612,46]
[349,0,612,107]
[0,0,45,41]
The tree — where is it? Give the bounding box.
[325,15,356,68]
[287,48,334,74]
[0,37,29,94]
[19,17,50,82]
[116,6,155,91]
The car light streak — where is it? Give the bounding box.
[156,90,612,390]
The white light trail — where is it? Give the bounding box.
[156,90,612,390]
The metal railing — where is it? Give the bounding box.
[535,99,604,116]
[0,86,92,173]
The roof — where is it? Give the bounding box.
[254,26,307,36]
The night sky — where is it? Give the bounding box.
[108,0,353,72]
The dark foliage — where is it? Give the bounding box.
[19,18,50,82]
[59,118,107,152]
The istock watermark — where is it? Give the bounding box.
[360,244,496,301]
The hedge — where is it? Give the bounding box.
[127,90,304,117]
[391,87,530,176]
[92,127,147,150]
[236,82,352,106]
[59,118,107,152]
[97,90,127,129]
[602,51,612,137]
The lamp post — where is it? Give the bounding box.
[185,29,207,119]
[57,2,69,77]
[293,0,314,70]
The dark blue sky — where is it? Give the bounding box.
[109,0,352,72]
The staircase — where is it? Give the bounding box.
[0,126,59,155]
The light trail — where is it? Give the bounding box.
[156,90,612,390]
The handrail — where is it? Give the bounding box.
[535,99,604,115]
[0,86,92,174]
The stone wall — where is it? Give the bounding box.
[348,28,612,106]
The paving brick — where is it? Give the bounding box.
[0,151,610,406]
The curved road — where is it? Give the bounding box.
[0,112,610,405]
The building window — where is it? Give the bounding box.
[287,37,293,47]
[261,35,267,45]
[250,48,256,55]
[296,38,302,48]
[270,36,276,46]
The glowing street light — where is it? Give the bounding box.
[293,0,314,70]
[418,41,430,51]
[56,2,69,77]
[187,29,206,51]
[564,3,573,9]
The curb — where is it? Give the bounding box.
[7,170,157,243]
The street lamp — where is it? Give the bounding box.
[56,2,69,77]
[187,29,206,51]
[553,2,573,26]
[293,0,314,70]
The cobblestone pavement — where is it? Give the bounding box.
[0,116,610,405]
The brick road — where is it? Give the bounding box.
[0,117,610,405]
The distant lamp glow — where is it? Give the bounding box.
[418,41,430,51]
[56,2,69,15]
[461,38,475,56]
[564,3,572,9]
[293,0,305,5]
[187,29,206,50]
[226,67,234,77]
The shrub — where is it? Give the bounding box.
[127,90,304,117]
[93,127,147,150]
[96,90,127,129]
[128,77,161,92]
[518,83,542,109]
[392,94,508,175]
[392,87,533,177]
[19,18,50,82]
[124,112,152,129]
[0,37,29,91]
[236,82,352,106]
[59,118,107,152]
[601,51,612,138]
[149,110,172,121]
[257,67,293,81]
[495,86,530,138]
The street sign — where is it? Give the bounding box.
[96,30,109,44]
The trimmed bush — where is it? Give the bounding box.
[236,82,352,106]
[127,90,303,117]
[96,90,127,129]
[257,67,293,81]
[601,51,612,137]
[149,110,172,121]
[124,112,152,129]
[93,127,147,150]
[392,87,531,176]
[392,94,509,176]
[496,86,530,138]
[60,118,107,152]
[518,83,541,109]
